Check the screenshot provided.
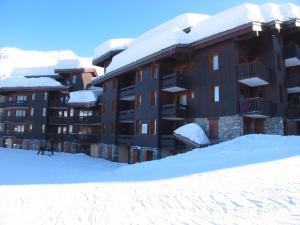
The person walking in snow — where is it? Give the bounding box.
[37,144,45,155]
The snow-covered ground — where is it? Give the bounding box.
[0,135,300,225]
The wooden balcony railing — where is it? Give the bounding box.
[119,109,135,122]
[236,61,269,83]
[285,44,300,59]
[238,97,273,117]
[120,85,135,99]
[117,135,133,144]
[74,116,101,124]
[161,73,188,92]
[287,72,300,89]
[48,116,69,124]
[161,104,188,119]
[5,101,28,107]
[160,135,175,150]
[287,106,300,120]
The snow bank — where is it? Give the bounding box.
[93,38,134,60]
[0,77,63,88]
[0,47,103,78]
[104,3,300,74]
[174,123,210,145]
[0,135,299,225]
[68,88,102,104]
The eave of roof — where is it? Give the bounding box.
[0,85,70,92]
[54,68,97,75]
[92,50,124,67]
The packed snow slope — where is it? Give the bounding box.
[0,135,299,225]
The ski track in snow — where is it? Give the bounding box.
[0,135,300,225]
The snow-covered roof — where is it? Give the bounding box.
[0,47,103,78]
[93,39,134,61]
[101,3,300,75]
[0,77,64,89]
[68,88,103,105]
[174,123,210,145]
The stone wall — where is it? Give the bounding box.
[264,117,284,135]
[218,115,244,142]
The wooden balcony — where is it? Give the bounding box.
[48,116,69,125]
[5,116,31,123]
[74,116,101,124]
[120,85,135,101]
[238,97,273,118]
[161,104,188,120]
[47,133,66,141]
[119,109,135,123]
[71,134,100,142]
[285,44,300,67]
[117,135,133,145]
[236,61,269,87]
[5,132,32,139]
[49,100,68,108]
[5,101,28,108]
[160,135,175,150]
[161,73,188,92]
[287,72,300,94]
[287,106,300,120]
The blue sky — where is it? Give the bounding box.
[0,0,299,56]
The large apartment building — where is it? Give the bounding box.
[0,3,299,164]
[0,68,102,154]
[91,4,300,163]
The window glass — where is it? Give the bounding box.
[212,54,219,71]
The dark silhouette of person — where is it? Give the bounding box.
[37,144,45,155]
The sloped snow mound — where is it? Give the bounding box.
[68,88,103,104]
[174,123,210,145]
[0,76,63,88]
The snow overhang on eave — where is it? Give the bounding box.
[67,101,97,108]
[92,50,124,67]
[0,85,70,92]
[54,68,97,75]
[91,44,189,85]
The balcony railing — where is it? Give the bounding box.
[287,106,300,120]
[5,132,32,139]
[49,100,67,108]
[48,116,69,124]
[238,97,273,117]
[285,44,300,59]
[236,61,269,86]
[117,135,133,145]
[161,135,175,150]
[47,133,66,141]
[119,109,135,122]
[71,134,100,142]
[4,116,31,122]
[161,104,188,119]
[120,85,135,100]
[287,72,300,92]
[74,116,101,124]
[161,73,188,92]
[5,101,28,107]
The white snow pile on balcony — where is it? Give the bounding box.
[106,13,210,73]
[0,76,63,88]
[174,123,210,145]
[93,38,134,60]
[68,88,102,104]
[0,135,300,224]
[0,47,101,78]
[105,3,300,74]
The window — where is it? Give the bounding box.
[0,123,5,132]
[135,120,141,135]
[42,108,46,117]
[8,97,12,101]
[211,54,219,71]
[14,125,25,133]
[151,64,158,79]
[135,94,142,108]
[31,108,34,116]
[150,91,157,107]
[44,92,48,101]
[72,75,77,84]
[70,108,74,117]
[112,100,116,112]
[63,127,67,134]
[112,79,118,89]
[16,110,26,117]
[29,124,32,131]
[135,68,143,83]
[79,110,93,117]
[57,127,61,134]
[17,95,27,102]
[60,96,64,103]
[58,110,63,117]
[179,94,188,105]
[279,85,283,103]
[7,111,11,117]
[190,92,195,99]
[64,110,68,117]
[150,120,157,135]
[210,85,220,103]
[42,124,45,133]
[65,96,69,103]
[69,125,73,133]
[32,93,35,101]
[141,123,148,134]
